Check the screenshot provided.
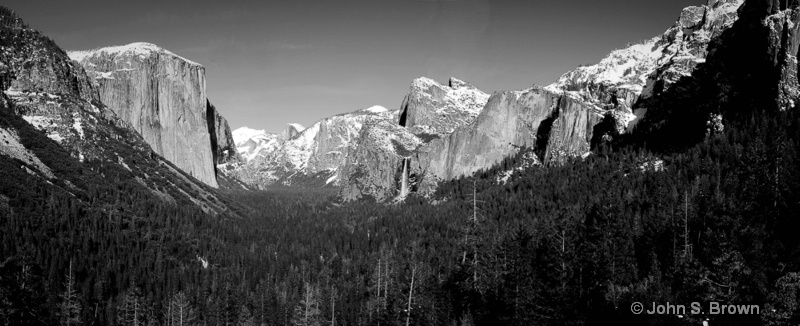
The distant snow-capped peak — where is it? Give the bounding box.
[232,127,280,162]
[232,127,269,146]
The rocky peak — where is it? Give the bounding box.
[448,77,473,89]
[69,42,219,187]
[399,76,490,136]
[547,0,744,133]
[284,123,305,140]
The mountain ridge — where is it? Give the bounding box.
[229,0,749,201]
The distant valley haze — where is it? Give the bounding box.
[7,0,700,133]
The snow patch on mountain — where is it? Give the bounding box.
[550,37,665,96]
[232,127,281,162]
[363,105,388,113]
[69,42,202,66]
[403,77,490,136]
[72,114,84,139]
[547,0,744,129]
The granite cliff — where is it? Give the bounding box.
[69,43,219,187]
[0,8,234,215]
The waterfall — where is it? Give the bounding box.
[400,158,409,197]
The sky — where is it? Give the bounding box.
[5,0,701,133]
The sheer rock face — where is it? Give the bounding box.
[0,9,232,215]
[544,95,603,164]
[206,99,240,166]
[409,87,599,194]
[416,88,553,180]
[398,77,490,136]
[69,43,218,187]
[763,2,800,109]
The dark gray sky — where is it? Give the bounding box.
[7,0,700,132]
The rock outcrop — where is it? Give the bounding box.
[399,77,489,137]
[69,42,218,187]
[283,123,304,140]
[207,99,240,166]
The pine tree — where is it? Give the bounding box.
[117,288,146,326]
[59,260,82,326]
[165,291,196,326]
[290,282,322,326]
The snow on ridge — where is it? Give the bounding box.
[445,84,490,115]
[549,36,664,92]
[410,76,490,116]
[411,77,439,89]
[68,42,202,66]
[548,0,744,98]
[363,105,388,113]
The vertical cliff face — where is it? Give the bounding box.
[0,8,233,215]
[337,118,421,201]
[69,43,218,187]
[409,86,600,194]
[206,99,240,166]
[543,95,603,164]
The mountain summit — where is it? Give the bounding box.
[69,42,240,188]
